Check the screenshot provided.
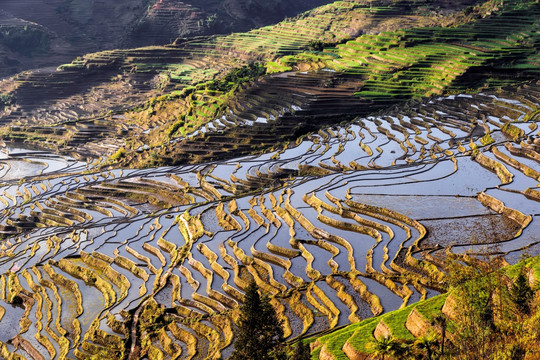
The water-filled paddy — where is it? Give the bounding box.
[0,88,537,359]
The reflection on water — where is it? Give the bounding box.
[0,90,537,358]
[0,144,88,180]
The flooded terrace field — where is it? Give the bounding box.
[0,83,537,359]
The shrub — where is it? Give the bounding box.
[309,40,325,51]
[290,340,310,360]
[206,63,267,92]
[510,273,534,315]
[0,94,13,108]
[167,117,185,138]
[0,26,50,56]
[110,148,126,161]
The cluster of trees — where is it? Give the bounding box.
[0,26,49,56]
[444,257,539,360]
[368,328,444,360]
[205,63,267,92]
[0,94,13,109]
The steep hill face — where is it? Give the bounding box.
[0,0,150,77]
[0,0,335,77]
[129,0,336,47]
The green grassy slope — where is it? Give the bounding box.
[308,254,540,359]
[272,0,540,100]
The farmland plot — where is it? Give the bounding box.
[0,81,537,359]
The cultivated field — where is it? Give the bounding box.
[0,0,537,359]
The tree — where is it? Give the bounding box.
[444,255,498,360]
[369,335,403,360]
[290,340,310,360]
[393,341,412,360]
[414,331,439,360]
[510,273,534,315]
[0,94,13,109]
[442,253,540,359]
[230,281,285,360]
[430,314,447,357]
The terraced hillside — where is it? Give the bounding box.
[0,0,150,77]
[129,0,338,47]
[0,0,537,359]
[0,80,537,359]
[118,0,540,166]
[0,0,335,77]
[0,0,484,156]
[1,0,537,166]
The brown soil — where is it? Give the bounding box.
[421,214,522,248]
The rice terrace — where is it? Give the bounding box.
[0,0,538,359]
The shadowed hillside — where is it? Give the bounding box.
[0,0,336,77]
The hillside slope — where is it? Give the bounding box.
[0,0,486,160]
[308,255,540,359]
[0,0,335,77]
